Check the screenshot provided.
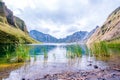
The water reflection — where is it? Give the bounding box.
[3,43,120,80]
[29,45,56,55]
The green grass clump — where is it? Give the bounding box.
[0,44,30,64]
[90,39,120,58]
[15,44,30,62]
[42,48,48,59]
[66,45,82,58]
[107,40,120,48]
[91,41,109,57]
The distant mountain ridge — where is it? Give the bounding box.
[58,31,88,43]
[29,30,58,43]
[84,26,99,42]
[29,30,88,43]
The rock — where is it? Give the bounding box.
[15,16,28,33]
[5,8,16,27]
[113,68,120,72]
[94,65,98,69]
[98,78,106,80]
[112,74,116,78]
[44,74,51,78]
[87,64,92,66]
[81,72,89,77]
[22,78,25,80]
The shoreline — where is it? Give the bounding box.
[0,63,120,80]
[1,58,120,80]
[24,60,120,80]
[0,63,23,79]
[35,67,120,80]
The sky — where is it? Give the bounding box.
[3,0,120,39]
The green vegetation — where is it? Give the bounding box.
[91,41,109,57]
[90,40,120,57]
[0,44,30,64]
[0,22,36,44]
[15,44,30,62]
[66,45,82,58]
[42,48,48,59]
[107,40,120,48]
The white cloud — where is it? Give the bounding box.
[3,0,120,38]
[4,0,28,10]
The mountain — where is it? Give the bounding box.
[30,30,88,43]
[0,1,36,43]
[58,31,88,43]
[87,7,120,44]
[83,26,99,42]
[30,30,58,43]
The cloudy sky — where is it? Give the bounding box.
[3,0,120,38]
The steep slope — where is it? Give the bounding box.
[0,1,36,43]
[30,30,58,43]
[30,30,88,43]
[0,1,27,32]
[83,26,99,42]
[87,7,120,44]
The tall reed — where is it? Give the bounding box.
[66,45,82,58]
[91,41,109,57]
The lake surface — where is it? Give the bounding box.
[1,43,120,80]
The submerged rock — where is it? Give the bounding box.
[87,64,92,66]
[94,65,98,69]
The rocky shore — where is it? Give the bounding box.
[23,56,120,80]
[34,67,120,80]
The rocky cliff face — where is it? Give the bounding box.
[0,1,27,33]
[87,7,120,44]
[0,1,36,43]
[15,17,28,33]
